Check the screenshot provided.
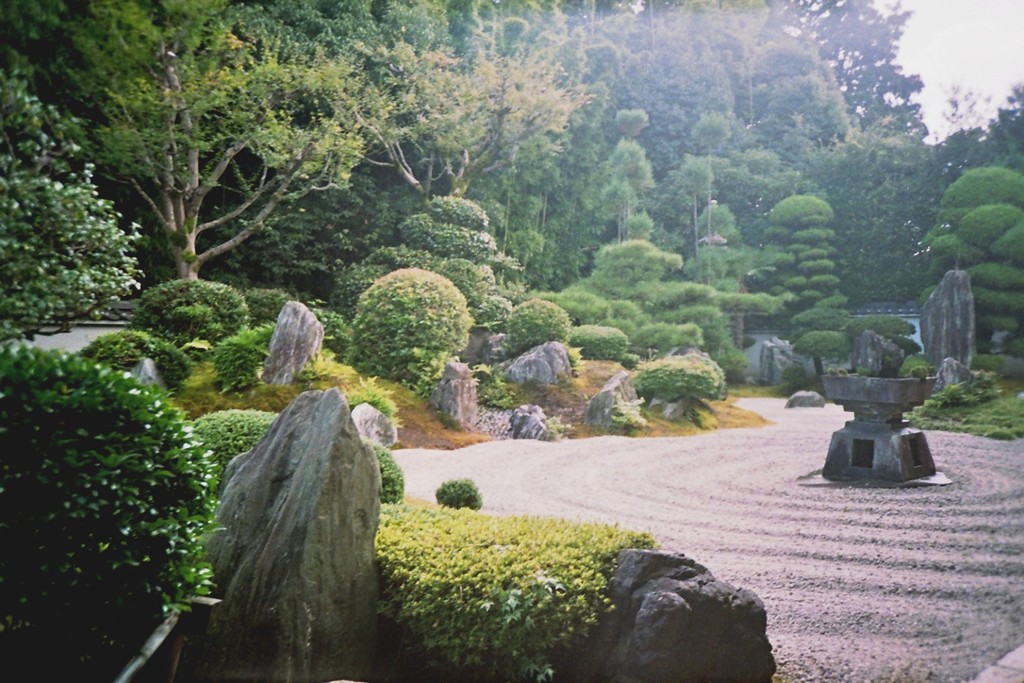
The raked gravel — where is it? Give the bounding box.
[394,398,1024,683]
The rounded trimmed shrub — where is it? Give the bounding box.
[376,506,657,682]
[365,439,405,505]
[0,346,217,679]
[192,408,277,478]
[349,268,472,389]
[569,325,629,362]
[211,324,275,392]
[79,328,192,390]
[243,287,293,325]
[632,322,704,354]
[633,352,727,403]
[504,298,572,357]
[131,279,250,349]
[435,478,483,510]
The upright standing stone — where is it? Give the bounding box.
[131,357,166,390]
[509,404,548,440]
[851,330,904,378]
[197,389,381,683]
[933,357,974,393]
[430,361,478,430]
[584,371,638,427]
[758,337,796,385]
[262,301,324,385]
[921,270,975,368]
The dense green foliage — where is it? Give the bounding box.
[191,408,277,478]
[923,167,1024,353]
[80,329,193,390]
[243,288,294,326]
[435,478,484,511]
[131,279,251,349]
[366,440,405,505]
[0,347,217,679]
[376,505,657,680]
[569,325,630,362]
[211,325,275,393]
[0,70,139,342]
[350,268,472,390]
[347,376,400,422]
[504,298,573,357]
[633,353,727,403]
[911,373,1023,440]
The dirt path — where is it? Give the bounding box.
[393,398,1024,682]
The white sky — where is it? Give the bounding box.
[873,0,1024,142]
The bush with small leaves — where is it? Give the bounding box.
[243,287,294,325]
[376,505,657,682]
[350,268,472,391]
[473,364,518,409]
[365,440,405,504]
[435,478,483,510]
[347,376,400,423]
[310,306,350,358]
[633,352,726,403]
[0,346,217,679]
[569,325,630,362]
[131,279,250,349]
[632,321,703,355]
[192,409,277,480]
[80,329,192,390]
[504,298,572,357]
[211,324,275,392]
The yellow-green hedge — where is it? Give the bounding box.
[376,505,657,681]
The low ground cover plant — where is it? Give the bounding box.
[376,505,657,681]
[911,373,1023,440]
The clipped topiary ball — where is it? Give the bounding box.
[435,478,483,510]
[504,298,572,357]
[131,279,250,349]
[79,328,193,390]
[349,268,472,388]
[569,325,629,362]
[633,352,727,403]
[0,346,217,679]
[192,408,277,479]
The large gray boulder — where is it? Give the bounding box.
[430,361,478,430]
[131,357,165,390]
[921,270,975,368]
[933,356,974,394]
[504,341,572,385]
[758,337,796,385]
[785,390,826,408]
[197,389,381,683]
[351,402,398,447]
[851,330,903,378]
[262,301,324,385]
[509,404,548,440]
[557,549,776,683]
[585,371,639,427]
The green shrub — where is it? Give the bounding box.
[350,268,472,391]
[711,343,749,385]
[569,325,629,362]
[0,346,217,678]
[898,355,933,378]
[632,322,704,355]
[375,505,658,681]
[781,365,814,394]
[474,294,514,331]
[131,279,250,349]
[211,324,275,392]
[311,306,350,358]
[348,376,400,422]
[243,287,293,325]
[192,408,277,479]
[619,352,641,369]
[609,396,647,434]
[473,364,518,409]
[366,440,405,504]
[633,353,726,403]
[920,371,1001,411]
[79,329,192,390]
[537,288,611,325]
[972,353,1005,374]
[504,298,572,357]
[435,478,483,510]
[332,261,390,320]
